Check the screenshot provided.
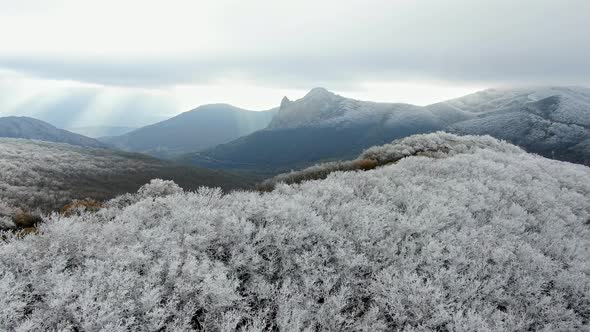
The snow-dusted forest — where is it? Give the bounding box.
[0,138,249,222]
[1,133,589,331]
[0,138,151,214]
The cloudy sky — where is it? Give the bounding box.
[0,0,588,128]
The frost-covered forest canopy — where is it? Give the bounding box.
[1,133,589,331]
[0,138,250,218]
[259,132,524,190]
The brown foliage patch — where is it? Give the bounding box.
[351,158,379,171]
[256,158,380,192]
[60,199,104,217]
[13,210,43,228]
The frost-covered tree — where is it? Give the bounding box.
[1,133,590,331]
[137,179,184,199]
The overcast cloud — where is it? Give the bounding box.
[0,0,588,126]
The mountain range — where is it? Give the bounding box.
[2,86,589,177]
[177,86,590,174]
[179,88,452,173]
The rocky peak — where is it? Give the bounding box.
[280,96,291,109]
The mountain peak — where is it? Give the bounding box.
[280,96,291,109]
[304,87,335,98]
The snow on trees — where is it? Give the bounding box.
[1,132,589,331]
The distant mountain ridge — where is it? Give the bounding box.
[0,116,108,148]
[179,86,590,173]
[432,86,590,118]
[101,104,277,158]
[10,86,586,175]
[180,88,453,173]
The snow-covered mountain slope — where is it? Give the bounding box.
[269,87,444,129]
[447,88,590,164]
[2,133,590,331]
[0,116,108,148]
[0,138,251,214]
[102,104,277,158]
[433,86,590,117]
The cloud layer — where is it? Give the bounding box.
[1,0,589,88]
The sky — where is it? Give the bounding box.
[0,0,588,128]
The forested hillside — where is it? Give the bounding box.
[2,133,589,331]
[0,139,251,220]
